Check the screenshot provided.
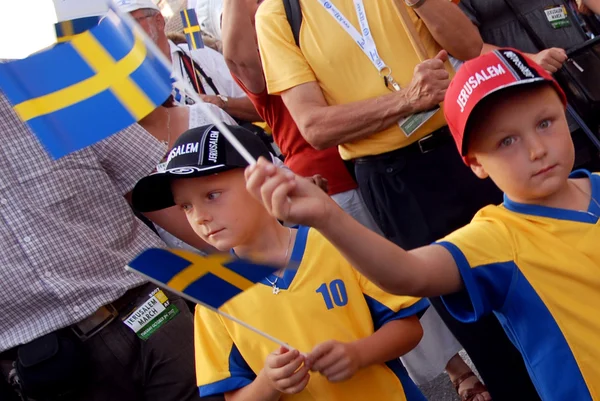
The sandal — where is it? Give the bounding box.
[453,372,490,401]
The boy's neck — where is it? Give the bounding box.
[510,178,592,211]
[233,221,295,267]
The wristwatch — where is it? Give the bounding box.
[217,94,229,110]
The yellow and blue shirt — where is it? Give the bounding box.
[438,170,600,400]
[255,0,451,160]
[194,226,428,400]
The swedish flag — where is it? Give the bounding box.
[0,10,171,159]
[180,9,204,50]
[127,249,278,309]
[55,16,100,43]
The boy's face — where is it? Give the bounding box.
[171,169,268,251]
[466,85,574,203]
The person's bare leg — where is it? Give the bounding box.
[446,354,491,401]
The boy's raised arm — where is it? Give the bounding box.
[245,158,464,297]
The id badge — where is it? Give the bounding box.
[398,107,440,137]
[122,288,180,340]
[544,5,571,29]
[384,75,440,137]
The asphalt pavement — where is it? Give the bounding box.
[417,350,477,401]
[419,373,460,401]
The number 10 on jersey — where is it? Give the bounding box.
[316,279,348,309]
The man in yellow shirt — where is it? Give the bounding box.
[255,0,539,399]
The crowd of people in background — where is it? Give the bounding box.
[0,0,599,400]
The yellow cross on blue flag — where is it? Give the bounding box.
[0,7,172,159]
[180,9,204,50]
[126,249,278,309]
[55,16,101,43]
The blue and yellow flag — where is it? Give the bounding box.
[0,9,171,159]
[55,16,100,43]
[180,9,204,50]
[127,249,278,309]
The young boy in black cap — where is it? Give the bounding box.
[132,124,428,401]
[245,49,600,401]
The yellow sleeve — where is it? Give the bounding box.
[194,306,256,397]
[255,0,317,95]
[437,209,515,322]
[353,270,429,330]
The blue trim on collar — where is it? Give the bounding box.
[229,226,308,291]
[502,169,599,224]
[258,226,308,290]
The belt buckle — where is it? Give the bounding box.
[71,304,118,342]
[417,134,435,154]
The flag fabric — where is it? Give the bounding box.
[55,16,101,43]
[171,77,185,104]
[180,9,204,50]
[126,249,278,309]
[0,8,172,159]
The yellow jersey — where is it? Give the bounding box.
[194,226,428,400]
[439,170,600,400]
[255,0,450,160]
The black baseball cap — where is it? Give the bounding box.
[132,124,272,212]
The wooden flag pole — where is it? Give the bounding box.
[191,65,204,99]
[392,0,429,62]
[181,9,206,91]
[125,265,296,351]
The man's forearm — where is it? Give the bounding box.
[584,0,600,14]
[222,0,253,62]
[282,85,419,150]
[222,0,266,94]
[227,96,263,122]
[481,43,536,59]
[412,0,483,60]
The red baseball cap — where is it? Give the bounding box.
[444,48,566,163]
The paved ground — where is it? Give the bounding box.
[419,373,460,401]
[417,350,477,400]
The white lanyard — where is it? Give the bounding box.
[317,0,400,90]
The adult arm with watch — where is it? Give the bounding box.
[183,45,263,122]
[199,93,263,122]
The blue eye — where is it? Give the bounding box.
[538,119,552,130]
[207,192,221,201]
[180,203,192,212]
[499,136,516,148]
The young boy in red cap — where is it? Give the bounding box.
[245,48,600,401]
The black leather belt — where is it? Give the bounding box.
[355,126,453,163]
[70,284,148,341]
[0,284,148,354]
